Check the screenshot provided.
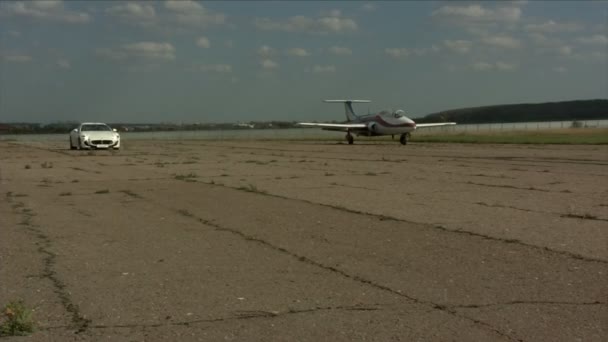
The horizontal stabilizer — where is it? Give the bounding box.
[323,99,371,103]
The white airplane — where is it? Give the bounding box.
[299,100,456,145]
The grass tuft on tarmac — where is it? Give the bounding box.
[0,300,35,337]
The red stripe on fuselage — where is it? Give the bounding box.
[364,115,416,128]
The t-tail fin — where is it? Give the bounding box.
[323,99,371,122]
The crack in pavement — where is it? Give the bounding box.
[166,206,523,341]
[188,180,607,264]
[475,202,608,222]
[6,193,92,334]
[192,143,608,167]
[38,305,382,331]
[452,300,606,309]
[466,181,552,192]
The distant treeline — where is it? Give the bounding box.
[3,99,608,134]
[0,121,302,134]
[417,99,608,124]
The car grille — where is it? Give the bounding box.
[92,140,112,144]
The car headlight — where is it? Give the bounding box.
[80,135,88,140]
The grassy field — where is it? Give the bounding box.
[411,128,608,144]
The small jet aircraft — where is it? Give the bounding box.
[299,100,456,145]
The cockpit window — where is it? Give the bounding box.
[81,124,111,132]
[393,110,405,118]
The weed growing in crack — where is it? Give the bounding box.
[59,192,72,196]
[0,300,35,336]
[24,165,31,170]
[41,162,53,169]
[94,189,110,194]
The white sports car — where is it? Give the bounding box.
[69,122,121,150]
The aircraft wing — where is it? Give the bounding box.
[298,123,367,132]
[416,122,457,128]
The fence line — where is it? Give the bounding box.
[416,119,608,135]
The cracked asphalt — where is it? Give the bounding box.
[1,139,606,341]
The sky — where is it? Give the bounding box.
[0,0,606,123]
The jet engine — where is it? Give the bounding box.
[367,121,378,134]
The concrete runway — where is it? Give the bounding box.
[1,140,606,341]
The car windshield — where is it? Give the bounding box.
[81,124,111,132]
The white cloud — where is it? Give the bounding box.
[558,45,572,56]
[196,36,210,48]
[105,2,156,20]
[1,0,90,24]
[318,16,357,33]
[495,61,516,71]
[261,59,279,69]
[319,9,342,17]
[411,46,441,56]
[199,64,232,73]
[97,42,175,61]
[471,62,493,71]
[361,3,376,11]
[328,46,352,55]
[553,66,567,73]
[525,20,582,33]
[576,34,608,45]
[164,0,202,12]
[566,51,607,63]
[471,61,517,71]
[528,32,562,47]
[432,4,521,23]
[123,42,175,60]
[257,45,275,57]
[2,53,32,63]
[286,48,310,57]
[254,15,357,34]
[443,40,472,53]
[56,58,70,69]
[482,35,521,49]
[312,65,336,73]
[164,0,224,27]
[385,48,409,58]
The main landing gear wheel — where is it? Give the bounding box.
[346,133,354,145]
[400,133,410,145]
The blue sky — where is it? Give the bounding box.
[0,0,606,123]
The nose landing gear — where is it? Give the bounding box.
[345,132,354,145]
[400,133,410,145]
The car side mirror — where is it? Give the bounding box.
[113,128,117,132]
[73,128,78,132]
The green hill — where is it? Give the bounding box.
[417,99,608,124]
